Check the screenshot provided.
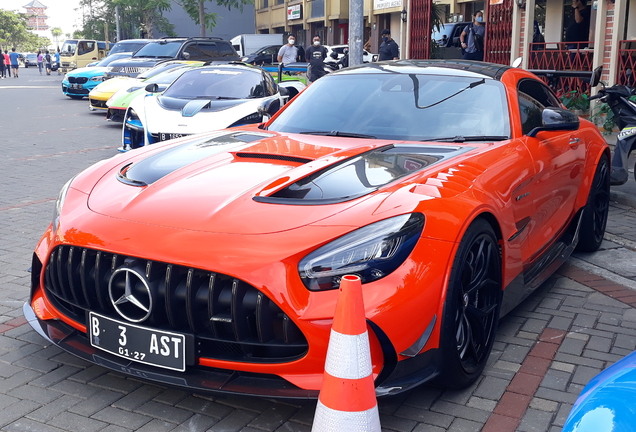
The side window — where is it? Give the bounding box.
[518,91,544,135]
[182,43,201,58]
[197,43,220,58]
[263,73,277,95]
[217,42,237,57]
[518,79,561,108]
[78,41,94,56]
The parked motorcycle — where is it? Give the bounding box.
[590,66,636,185]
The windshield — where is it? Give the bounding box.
[133,41,181,58]
[431,24,453,41]
[139,61,202,80]
[109,41,147,55]
[60,40,77,57]
[268,72,510,141]
[96,54,130,67]
[163,68,264,100]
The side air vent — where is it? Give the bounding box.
[235,153,312,164]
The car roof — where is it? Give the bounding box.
[340,60,511,80]
[185,63,261,73]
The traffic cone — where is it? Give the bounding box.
[311,275,381,432]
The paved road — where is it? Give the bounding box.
[1,67,636,432]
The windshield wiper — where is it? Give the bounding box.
[410,75,486,110]
[420,135,508,142]
[299,131,376,139]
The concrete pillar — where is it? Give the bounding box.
[609,0,627,85]
[510,2,522,65]
[521,0,535,69]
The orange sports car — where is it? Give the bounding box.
[24,60,610,398]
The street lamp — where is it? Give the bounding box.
[401,8,407,23]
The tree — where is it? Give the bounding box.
[176,0,254,37]
[51,27,63,48]
[0,10,33,51]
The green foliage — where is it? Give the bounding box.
[560,90,590,112]
[174,0,254,36]
[0,10,33,51]
[590,95,636,135]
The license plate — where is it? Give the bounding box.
[70,84,83,90]
[89,312,186,372]
[160,132,184,141]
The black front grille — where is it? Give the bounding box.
[43,246,308,363]
[89,99,107,108]
[69,76,88,84]
[67,88,89,95]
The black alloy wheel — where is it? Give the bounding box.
[576,154,610,252]
[435,218,502,389]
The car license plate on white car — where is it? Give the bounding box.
[160,132,185,141]
[70,84,83,90]
[89,312,186,371]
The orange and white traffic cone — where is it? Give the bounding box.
[311,274,381,432]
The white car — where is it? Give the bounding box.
[122,63,305,151]
[324,45,378,63]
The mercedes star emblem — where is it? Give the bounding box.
[108,267,153,323]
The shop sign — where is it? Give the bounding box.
[374,0,402,10]
[287,4,302,20]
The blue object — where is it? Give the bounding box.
[563,350,636,431]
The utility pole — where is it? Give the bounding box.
[349,0,363,66]
[115,5,121,41]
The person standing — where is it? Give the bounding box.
[378,29,400,61]
[460,11,486,61]
[54,49,61,75]
[565,0,591,49]
[9,48,20,78]
[37,51,44,75]
[45,50,52,75]
[277,35,299,65]
[0,53,5,79]
[4,51,12,77]
[305,35,328,83]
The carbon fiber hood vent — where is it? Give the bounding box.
[254,144,473,205]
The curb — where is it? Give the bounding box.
[610,189,636,209]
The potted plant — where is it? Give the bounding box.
[560,90,590,116]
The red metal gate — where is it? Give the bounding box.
[617,40,636,87]
[484,0,513,65]
[409,0,432,59]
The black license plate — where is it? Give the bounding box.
[89,312,186,372]
[70,84,83,90]
[159,132,186,141]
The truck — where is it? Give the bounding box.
[231,34,284,58]
[59,39,112,73]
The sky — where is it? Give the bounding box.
[2,0,83,36]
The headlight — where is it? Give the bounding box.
[52,177,75,232]
[127,86,143,93]
[229,112,262,127]
[90,76,104,81]
[298,213,425,291]
[242,57,249,61]
[70,61,77,68]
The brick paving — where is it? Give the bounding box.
[1,68,636,431]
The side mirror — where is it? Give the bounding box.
[512,57,523,68]
[182,51,191,60]
[257,98,281,118]
[590,65,603,87]
[145,83,160,93]
[527,107,580,137]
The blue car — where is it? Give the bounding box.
[61,53,132,99]
[564,350,636,431]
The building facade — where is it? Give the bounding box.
[156,6,256,43]
[23,0,49,31]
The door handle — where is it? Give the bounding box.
[569,137,580,148]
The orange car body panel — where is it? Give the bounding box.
[28,65,609,394]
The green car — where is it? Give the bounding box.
[105,62,204,122]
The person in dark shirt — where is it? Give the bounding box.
[378,29,399,61]
[565,0,591,49]
[305,35,328,83]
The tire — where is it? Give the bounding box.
[576,154,610,252]
[434,218,502,389]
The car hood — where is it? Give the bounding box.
[67,67,110,78]
[109,57,166,68]
[87,130,471,234]
[108,87,146,108]
[91,77,140,96]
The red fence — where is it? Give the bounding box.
[484,0,513,65]
[617,40,636,88]
[409,0,432,59]
[528,42,594,93]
